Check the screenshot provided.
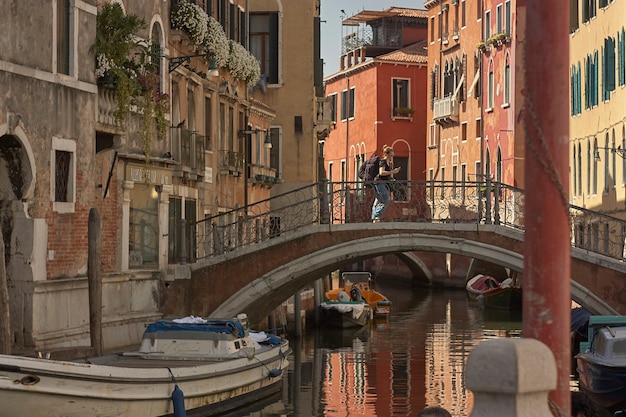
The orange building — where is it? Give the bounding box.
[323,8,430,191]
[425,0,485,186]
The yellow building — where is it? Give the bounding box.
[569,0,626,218]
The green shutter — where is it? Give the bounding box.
[269,13,279,84]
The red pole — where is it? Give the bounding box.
[518,0,571,414]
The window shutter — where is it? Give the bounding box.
[269,13,279,84]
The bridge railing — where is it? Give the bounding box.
[195,184,322,258]
[192,180,626,262]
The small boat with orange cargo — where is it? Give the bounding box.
[325,272,392,318]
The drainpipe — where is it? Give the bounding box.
[519,0,570,414]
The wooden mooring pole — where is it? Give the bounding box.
[518,0,571,414]
[0,227,11,354]
[88,208,103,356]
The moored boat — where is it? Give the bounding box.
[576,315,626,411]
[466,274,522,311]
[319,298,372,329]
[325,272,392,318]
[0,314,290,417]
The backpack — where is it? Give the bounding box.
[358,153,380,182]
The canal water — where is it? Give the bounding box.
[236,279,536,417]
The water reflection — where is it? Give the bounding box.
[241,286,526,417]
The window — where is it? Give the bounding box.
[341,88,355,120]
[599,0,608,8]
[570,0,579,33]
[349,87,355,118]
[461,122,467,142]
[151,24,164,92]
[593,137,599,194]
[484,10,491,40]
[429,123,438,147]
[430,16,435,42]
[582,0,596,23]
[585,51,599,108]
[505,1,511,35]
[205,96,212,150]
[487,61,494,110]
[618,28,625,86]
[269,127,280,177]
[461,0,466,28]
[51,137,75,213]
[571,62,582,115]
[129,184,159,267]
[56,0,71,75]
[392,78,410,116]
[167,198,197,264]
[477,0,483,20]
[452,165,458,198]
[577,144,583,196]
[496,4,502,34]
[602,37,616,101]
[341,90,348,120]
[250,13,279,84]
[476,118,482,139]
[504,55,511,105]
[329,94,337,123]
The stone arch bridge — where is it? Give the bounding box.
[161,222,626,325]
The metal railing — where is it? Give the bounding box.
[189,180,626,262]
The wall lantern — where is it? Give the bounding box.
[168,52,219,76]
[594,146,626,161]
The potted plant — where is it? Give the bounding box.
[91,2,147,126]
[394,106,414,117]
[92,3,169,163]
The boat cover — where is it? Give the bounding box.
[144,319,246,338]
[571,307,591,338]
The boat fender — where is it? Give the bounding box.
[268,368,282,378]
[171,385,187,417]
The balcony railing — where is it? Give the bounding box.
[171,128,206,173]
[342,27,402,55]
[218,150,243,176]
[250,164,279,186]
[433,94,460,123]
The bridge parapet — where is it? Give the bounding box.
[191,180,626,263]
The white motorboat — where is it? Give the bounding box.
[0,314,290,417]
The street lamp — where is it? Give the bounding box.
[168,52,219,76]
[594,146,626,161]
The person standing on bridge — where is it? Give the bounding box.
[372,145,401,223]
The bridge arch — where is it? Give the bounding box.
[211,232,618,321]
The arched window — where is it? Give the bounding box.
[573,145,577,197]
[504,53,511,105]
[496,145,502,184]
[577,143,582,196]
[488,59,494,109]
[151,22,164,92]
[593,137,599,194]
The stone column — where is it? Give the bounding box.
[466,338,557,417]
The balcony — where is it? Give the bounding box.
[433,94,459,125]
[219,150,243,176]
[250,164,280,187]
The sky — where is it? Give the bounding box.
[320,0,427,77]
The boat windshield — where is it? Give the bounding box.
[613,339,626,356]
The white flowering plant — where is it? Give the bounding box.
[170,2,261,86]
[203,16,230,68]
[171,2,208,45]
[226,40,261,85]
